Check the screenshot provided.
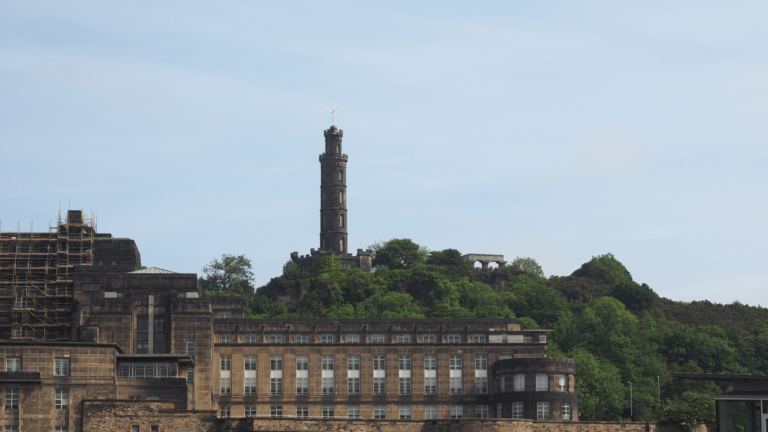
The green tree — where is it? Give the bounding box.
[426,249,468,267]
[282,260,300,279]
[510,257,545,279]
[199,254,255,294]
[612,282,657,311]
[572,253,633,286]
[660,391,715,431]
[370,238,428,270]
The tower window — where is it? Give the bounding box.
[336,144,340,153]
[340,238,344,252]
[338,170,343,181]
[339,214,344,227]
[339,191,343,203]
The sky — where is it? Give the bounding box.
[1,1,766,306]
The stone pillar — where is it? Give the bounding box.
[481,261,489,269]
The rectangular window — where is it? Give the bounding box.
[220,405,230,418]
[186,341,195,356]
[398,355,411,370]
[245,406,256,418]
[244,356,257,371]
[559,374,567,391]
[220,356,231,371]
[294,334,308,344]
[524,336,533,343]
[447,334,461,343]
[244,378,257,395]
[422,334,436,343]
[82,306,90,316]
[322,406,335,419]
[399,377,411,395]
[296,378,308,395]
[396,334,411,343]
[270,356,283,370]
[476,377,488,394]
[153,317,164,332]
[346,334,360,343]
[320,334,334,343]
[5,427,18,432]
[450,355,462,370]
[244,334,258,343]
[424,355,436,370]
[137,342,148,353]
[371,333,385,343]
[540,335,547,343]
[270,405,283,418]
[119,363,170,378]
[450,377,463,394]
[514,374,526,391]
[512,402,524,419]
[451,405,463,419]
[55,427,68,432]
[83,284,101,291]
[153,340,165,354]
[475,355,487,370]
[537,402,550,420]
[497,403,504,418]
[132,426,139,432]
[425,405,437,420]
[348,378,360,395]
[400,405,412,420]
[55,388,69,410]
[217,312,232,319]
[500,355,513,360]
[296,406,308,418]
[322,378,335,395]
[472,334,486,343]
[477,405,489,419]
[220,378,231,395]
[424,377,437,394]
[270,378,283,395]
[536,373,548,391]
[6,357,21,371]
[220,334,231,344]
[296,355,308,371]
[54,358,69,376]
[269,334,283,343]
[373,377,386,394]
[186,369,194,384]
[562,402,571,420]
[373,355,385,370]
[322,356,334,370]
[5,389,19,409]
[347,355,360,370]
[374,405,386,419]
[348,405,361,419]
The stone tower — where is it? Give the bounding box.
[319,125,347,254]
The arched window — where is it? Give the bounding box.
[339,214,344,227]
[339,191,343,203]
[338,171,343,182]
[336,144,340,153]
[340,238,344,252]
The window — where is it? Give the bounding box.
[500,355,513,360]
[374,405,386,419]
[472,334,486,343]
[396,334,411,343]
[450,377,462,394]
[136,342,148,354]
[244,356,257,371]
[245,378,257,395]
[497,403,504,418]
[451,405,463,419]
[339,214,344,228]
[244,334,258,343]
[425,405,437,420]
[347,355,360,370]
[348,378,360,395]
[373,355,385,370]
[270,378,283,395]
[147,396,159,401]
[477,405,489,419]
[294,334,308,344]
[540,335,547,343]
[6,357,20,372]
[512,402,524,419]
[348,405,360,419]
[82,306,90,316]
[153,317,164,332]
[219,377,231,395]
[524,336,533,343]
[514,374,525,391]
[559,374,567,391]
[475,355,487,370]
[450,355,462,370]
[400,405,412,420]
[537,402,550,420]
[447,334,461,343]
[55,427,68,432]
[340,238,344,251]
[178,292,186,298]
[220,334,231,343]
[55,388,69,410]
[371,333,385,343]
[217,312,232,319]
[562,402,571,420]
[116,292,124,298]
[5,427,18,432]
[269,334,283,343]
[220,405,230,418]
[345,333,359,343]
[322,378,335,395]
[338,191,343,203]
[296,355,308,371]
[398,356,411,370]
[186,341,195,356]
[296,378,308,395]
[186,369,194,384]
[5,389,18,409]
[220,356,231,371]
[536,373,548,391]
[270,356,283,370]
[422,334,436,343]
[399,378,411,395]
[373,377,386,394]
[322,356,334,370]
[475,377,488,394]
[245,406,256,418]
[424,355,436,370]
[119,363,170,378]
[296,406,308,418]
[131,427,139,432]
[83,284,100,290]
[323,406,335,419]
[270,405,283,418]
[424,377,437,394]
[338,170,343,181]
[320,334,334,343]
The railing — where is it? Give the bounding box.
[0,371,42,382]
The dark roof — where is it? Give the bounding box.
[0,341,124,353]
[674,372,768,381]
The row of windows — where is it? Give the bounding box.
[4,388,68,410]
[220,355,492,371]
[5,358,69,376]
[221,376,490,396]
[501,374,568,392]
[215,333,540,344]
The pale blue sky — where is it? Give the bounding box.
[1,2,766,305]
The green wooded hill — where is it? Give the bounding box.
[219,239,768,429]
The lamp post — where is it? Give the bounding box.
[657,376,661,407]
[628,381,633,419]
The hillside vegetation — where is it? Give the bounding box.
[204,240,768,428]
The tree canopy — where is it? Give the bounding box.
[199,254,255,294]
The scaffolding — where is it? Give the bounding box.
[0,209,95,340]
